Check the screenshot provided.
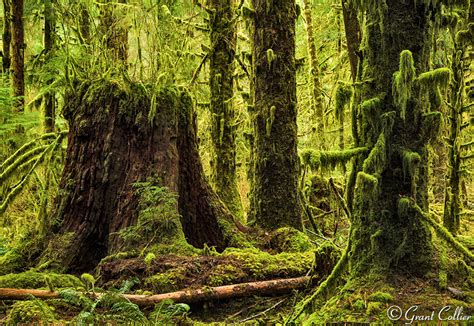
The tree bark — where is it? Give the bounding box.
[44,0,55,132]
[251,0,302,230]
[209,0,243,218]
[2,0,11,73]
[53,81,236,272]
[11,0,24,110]
[348,0,438,278]
[0,276,310,306]
[341,0,360,83]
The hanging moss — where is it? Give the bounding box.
[335,82,353,121]
[300,147,368,171]
[392,50,416,120]
[362,133,386,175]
[417,67,451,89]
[401,150,421,195]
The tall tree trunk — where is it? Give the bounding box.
[251,0,302,230]
[341,0,360,83]
[11,0,24,111]
[99,0,128,62]
[209,0,243,218]
[443,17,471,234]
[2,0,11,73]
[302,0,324,142]
[44,0,55,132]
[52,81,237,272]
[348,0,443,277]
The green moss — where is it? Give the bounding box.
[99,251,139,265]
[208,264,246,286]
[222,247,314,279]
[352,299,366,311]
[392,50,416,120]
[145,267,187,293]
[300,147,367,171]
[0,271,81,289]
[366,301,383,315]
[7,300,57,324]
[368,291,393,303]
[417,67,451,89]
[335,82,353,121]
[362,132,386,175]
[266,227,314,253]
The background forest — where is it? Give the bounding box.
[0,0,473,324]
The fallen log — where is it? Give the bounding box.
[0,276,311,307]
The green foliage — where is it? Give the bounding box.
[149,300,191,324]
[362,132,386,175]
[265,227,314,253]
[366,301,383,315]
[80,273,96,291]
[7,299,57,324]
[117,178,186,251]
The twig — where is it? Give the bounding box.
[329,178,352,220]
[189,53,209,85]
[239,298,287,323]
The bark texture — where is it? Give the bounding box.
[251,0,302,230]
[54,80,234,271]
[2,0,11,73]
[341,0,361,83]
[209,0,243,218]
[44,0,55,132]
[11,0,24,110]
[0,276,310,306]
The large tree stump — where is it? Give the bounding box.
[52,80,237,272]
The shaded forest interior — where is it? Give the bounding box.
[0,0,473,324]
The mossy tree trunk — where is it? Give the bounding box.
[209,0,243,218]
[443,17,472,234]
[99,0,127,62]
[302,0,324,141]
[53,80,236,272]
[43,0,55,132]
[347,0,446,278]
[251,0,302,230]
[11,0,24,111]
[2,0,11,73]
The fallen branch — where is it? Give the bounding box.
[0,276,311,307]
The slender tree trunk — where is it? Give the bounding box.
[251,0,302,230]
[209,0,243,218]
[79,3,90,44]
[302,0,324,142]
[44,0,55,132]
[443,22,469,234]
[99,0,128,62]
[348,0,440,277]
[11,0,24,111]
[2,0,11,73]
[341,0,360,83]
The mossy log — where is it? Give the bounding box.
[0,276,310,306]
[51,79,239,272]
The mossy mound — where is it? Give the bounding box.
[0,271,81,289]
[6,300,57,324]
[0,250,23,275]
[263,227,314,253]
